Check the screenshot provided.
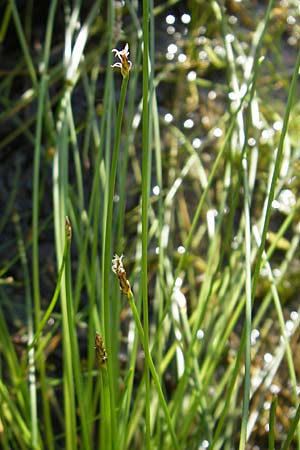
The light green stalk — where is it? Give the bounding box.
[102,55,130,449]
[142,0,151,447]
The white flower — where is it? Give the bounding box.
[111,43,132,78]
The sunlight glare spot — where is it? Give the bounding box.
[181,13,191,24]
[155,246,160,255]
[288,36,297,46]
[192,138,202,149]
[261,128,274,140]
[153,185,160,196]
[264,401,271,410]
[260,268,268,277]
[291,311,299,321]
[248,137,256,147]
[214,45,226,57]
[197,329,205,340]
[213,128,223,138]
[166,53,175,61]
[197,36,207,45]
[187,70,197,81]
[183,119,194,129]
[229,15,238,25]
[252,375,261,389]
[198,50,208,60]
[164,113,173,123]
[167,26,175,35]
[277,189,296,214]
[273,268,281,278]
[270,384,280,394]
[166,14,175,24]
[287,15,296,25]
[208,90,216,100]
[273,121,283,131]
[167,43,178,54]
[198,439,209,449]
[285,320,294,335]
[230,237,237,250]
[225,33,235,43]
[178,53,187,63]
[251,329,260,345]
[264,353,273,364]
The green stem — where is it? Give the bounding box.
[99,365,112,450]
[64,219,91,449]
[142,0,151,447]
[127,292,180,450]
[102,74,129,449]
[13,213,38,449]
[31,1,58,448]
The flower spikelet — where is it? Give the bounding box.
[111,43,132,78]
[112,254,132,296]
[65,216,72,240]
[95,332,107,366]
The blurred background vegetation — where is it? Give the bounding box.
[1,0,300,449]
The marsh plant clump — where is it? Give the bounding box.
[1,1,300,449]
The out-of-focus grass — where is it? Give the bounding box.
[1,1,300,449]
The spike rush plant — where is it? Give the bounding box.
[112,255,180,450]
[100,43,132,450]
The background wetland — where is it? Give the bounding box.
[1,1,300,449]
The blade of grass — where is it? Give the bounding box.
[281,404,300,450]
[142,0,151,447]
[268,395,277,450]
[13,212,39,448]
[102,49,130,450]
[9,0,38,88]
[31,1,58,448]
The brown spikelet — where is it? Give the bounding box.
[65,216,72,240]
[112,254,132,296]
[95,332,107,366]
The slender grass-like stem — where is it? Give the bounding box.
[64,218,91,449]
[142,0,152,447]
[282,404,300,450]
[13,212,38,449]
[127,291,180,450]
[112,254,179,449]
[251,49,300,299]
[95,332,111,450]
[250,43,300,450]
[102,67,129,449]
[99,364,111,450]
[30,1,57,448]
[61,218,77,450]
[239,155,252,450]
[9,0,38,88]
[268,396,277,450]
